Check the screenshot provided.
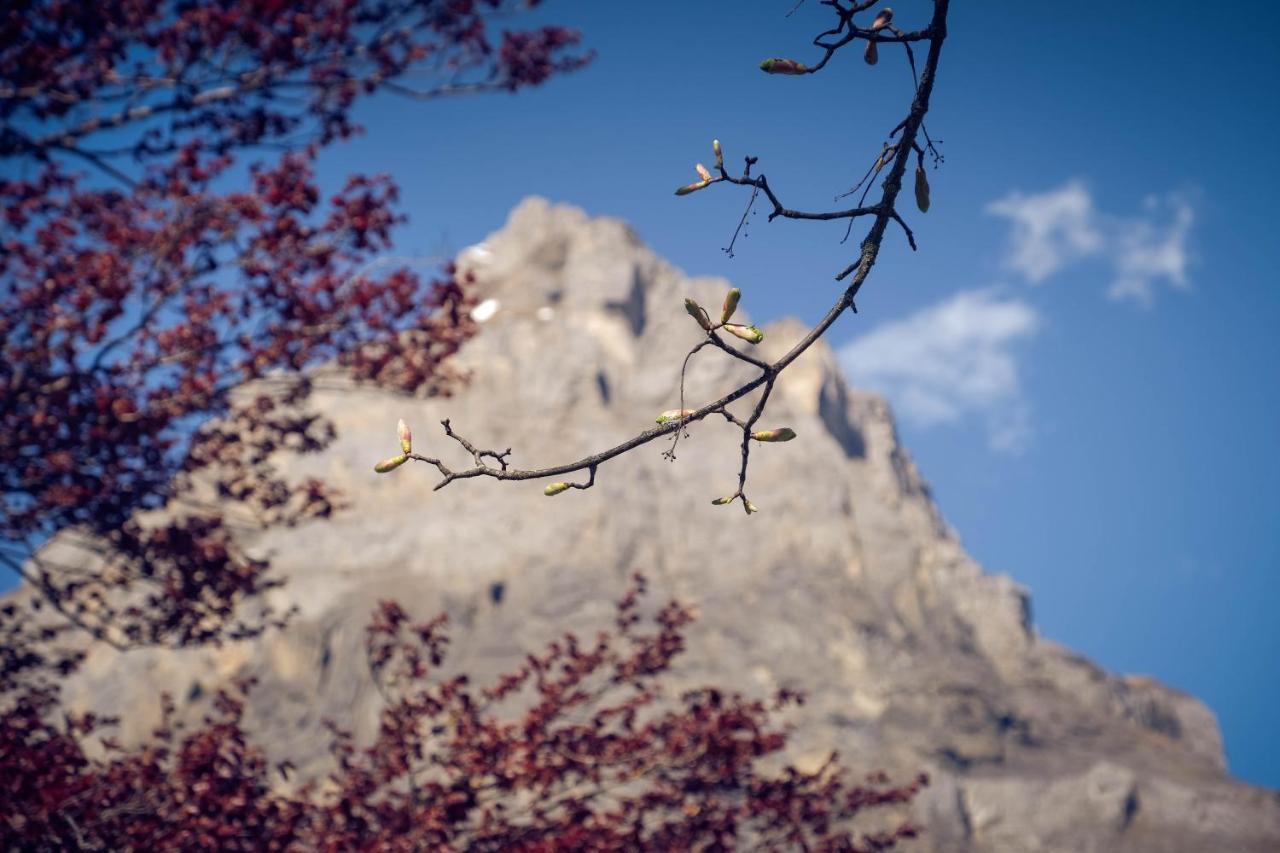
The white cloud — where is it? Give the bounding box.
[839,289,1039,453]
[986,182,1194,306]
[985,181,1102,283]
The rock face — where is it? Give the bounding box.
[39,199,1280,851]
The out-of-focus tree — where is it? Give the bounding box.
[0,575,926,851]
[0,0,591,668]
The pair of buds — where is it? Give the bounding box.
[374,420,414,473]
[684,290,764,344]
[864,7,894,64]
[674,139,725,196]
[712,494,759,514]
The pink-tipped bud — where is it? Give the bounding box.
[752,428,797,443]
[870,7,893,31]
[656,408,696,425]
[760,58,808,75]
[374,454,408,474]
[685,298,713,331]
[723,323,764,344]
[397,419,412,454]
[721,288,741,324]
[864,40,879,65]
[713,139,723,169]
[696,163,713,182]
[544,482,572,496]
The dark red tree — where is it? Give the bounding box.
[0,576,926,850]
[0,0,591,665]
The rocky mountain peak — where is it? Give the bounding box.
[32,199,1280,851]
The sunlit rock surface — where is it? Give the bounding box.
[37,199,1280,851]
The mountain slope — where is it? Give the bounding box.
[39,199,1280,852]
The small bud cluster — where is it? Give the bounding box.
[674,139,730,195]
[374,419,414,473]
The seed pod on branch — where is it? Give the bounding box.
[374,454,409,474]
[721,288,741,324]
[759,58,807,75]
[685,298,713,331]
[544,482,572,496]
[914,166,931,213]
[723,323,765,344]
[753,428,797,442]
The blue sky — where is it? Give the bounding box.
[313,1,1279,785]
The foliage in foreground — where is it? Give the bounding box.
[0,575,926,851]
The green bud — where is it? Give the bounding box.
[374,454,408,474]
[760,58,807,75]
[712,139,723,169]
[656,408,696,425]
[675,179,711,196]
[711,495,735,506]
[720,288,741,324]
[544,482,572,496]
[744,500,759,515]
[753,428,797,442]
[685,298,713,331]
[723,323,764,344]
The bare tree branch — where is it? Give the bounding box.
[394,0,951,513]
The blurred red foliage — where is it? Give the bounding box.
[0,575,926,850]
[0,0,590,658]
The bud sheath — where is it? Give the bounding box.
[374,454,408,474]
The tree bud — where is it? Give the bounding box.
[870,8,893,31]
[723,323,764,344]
[374,454,408,473]
[744,500,759,515]
[685,298,713,331]
[760,58,807,75]
[696,163,712,182]
[914,165,931,213]
[544,482,572,496]
[713,139,723,169]
[721,288,741,324]
[656,409,696,424]
[864,40,878,65]
[397,419,412,454]
[675,179,712,196]
[711,495,735,506]
[752,428,797,442]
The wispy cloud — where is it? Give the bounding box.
[986,181,1194,306]
[839,289,1039,453]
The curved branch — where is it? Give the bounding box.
[407,0,951,503]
